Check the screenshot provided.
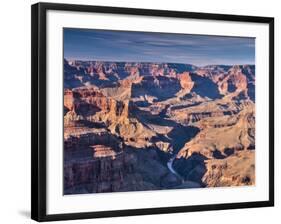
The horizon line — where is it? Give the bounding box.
[64,58,255,67]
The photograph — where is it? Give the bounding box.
[30,2,274,221]
[63,28,256,195]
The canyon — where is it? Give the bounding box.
[63,59,255,194]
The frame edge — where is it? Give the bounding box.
[31,2,275,221]
[31,3,39,221]
[31,2,48,222]
[268,17,274,207]
[37,2,273,23]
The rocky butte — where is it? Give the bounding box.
[63,59,255,194]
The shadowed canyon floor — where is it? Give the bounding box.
[63,60,255,194]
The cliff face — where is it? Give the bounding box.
[64,87,128,123]
[202,150,255,187]
[64,86,156,149]
[194,65,254,101]
[64,59,256,194]
[64,128,181,194]
[177,72,194,95]
[64,150,139,194]
[64,149,184,194]
[218,66,248,95]
[175,103,255,159]
[172,101,255,187]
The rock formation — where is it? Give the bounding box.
[63,59,256,194]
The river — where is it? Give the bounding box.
[167,155,184,183]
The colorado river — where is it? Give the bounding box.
[167,155,184,183]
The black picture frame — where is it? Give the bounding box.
[31,2,274,222]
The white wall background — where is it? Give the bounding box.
[0,0,279,223]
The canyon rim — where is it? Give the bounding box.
[63,28,255,195]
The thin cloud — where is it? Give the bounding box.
[64,28,255,66]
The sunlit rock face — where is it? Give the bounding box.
[63,59,255,194]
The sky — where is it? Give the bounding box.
[64,28,255,66]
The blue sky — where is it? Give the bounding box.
[64,28,255,66]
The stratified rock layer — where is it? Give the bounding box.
[63,59,256,194]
